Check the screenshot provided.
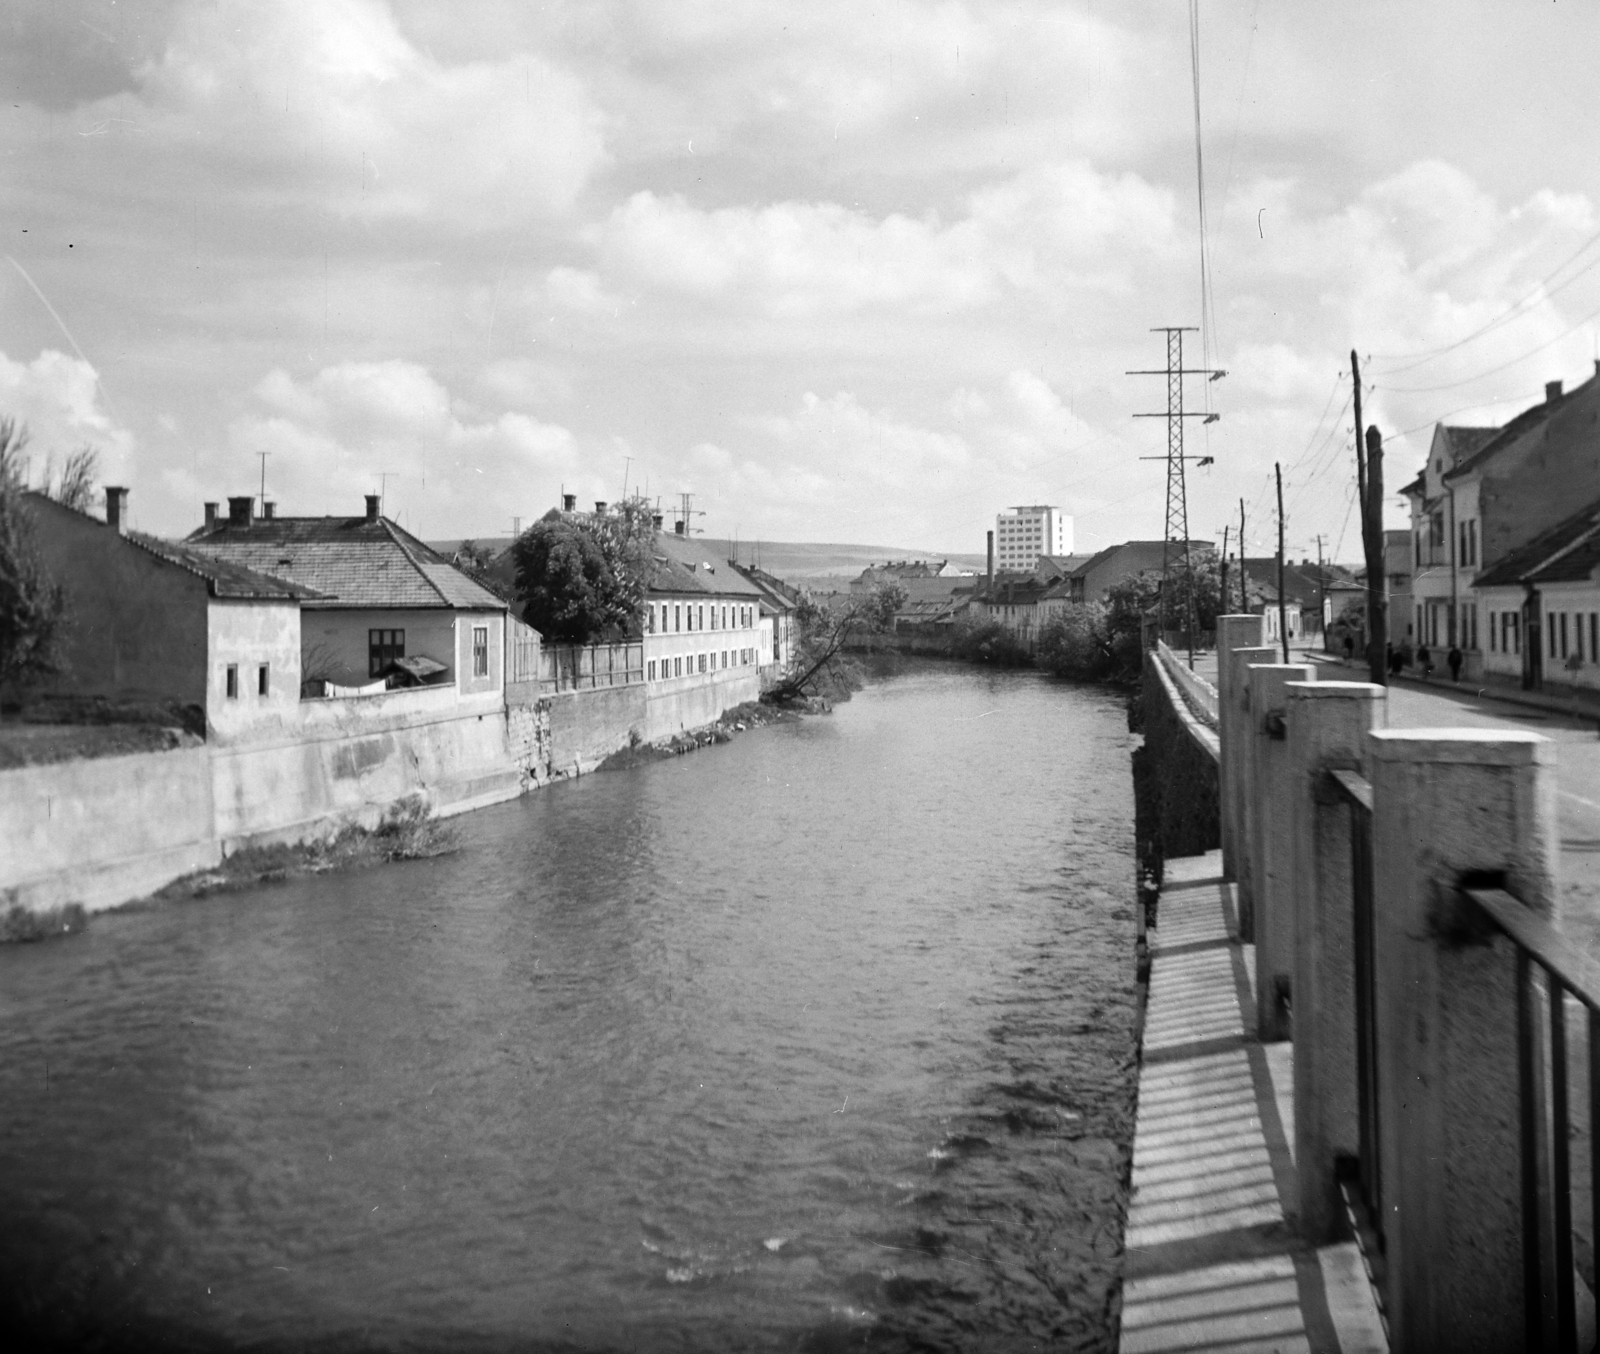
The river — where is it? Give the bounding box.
[0,664,1140,1352]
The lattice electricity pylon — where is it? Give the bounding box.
[1129,327,1224,656]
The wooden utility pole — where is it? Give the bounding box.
[1219,525,1230,621]
[1313,533,1328,647]
[1238,497,1247,615]
[1364,424,1388,684]
[1275,463,1289,661]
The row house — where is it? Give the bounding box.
[643,531,769,686]
[187,494,511,702]
[1402,366,1600,676]
[730,562,802,678]
[1474,498,1600,691]
[23,488,319,743]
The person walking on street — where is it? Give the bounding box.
[1418,643,1432,679]
[1343,633,1354,662]
[1448,644,1463,683]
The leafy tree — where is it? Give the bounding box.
[510,496,665,645]
[512,512,618,644]
[769,581,906,701]
[1036,602,1114,680]
[948,615,1032,666]
[0,418,66,694]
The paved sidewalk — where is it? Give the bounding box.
[1119,852,1387,1354]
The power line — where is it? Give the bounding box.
[1376,292,1600,394]
[1369,223,1600,371]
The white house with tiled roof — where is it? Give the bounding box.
[644,529,765,709]
[24,488,322,743]
[187,494,509,699]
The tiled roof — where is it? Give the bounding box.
[128,534,324,601]
[1475,499,1600,588]
[649,532,765,599]
[186,515,506,610]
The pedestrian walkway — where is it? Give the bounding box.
[1119,851,1387,1354]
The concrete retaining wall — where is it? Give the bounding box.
[0,746,219,914]
[3,667,763,915]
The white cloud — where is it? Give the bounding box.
[55,0,607,227]
[227,360,581,538]
[0,348,137,487]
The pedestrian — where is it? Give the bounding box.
[1418,644,1432,679]
[1342,633,1354,662]
[1388,643,1403,678]
[1448,644,1463,683]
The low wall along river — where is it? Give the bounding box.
[0,663,1141,1351]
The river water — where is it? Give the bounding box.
[0,664,1139,1353]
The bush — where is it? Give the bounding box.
[1036,604,1113,680]
[949,617,1032,666]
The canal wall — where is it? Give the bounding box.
[2,669,766,918]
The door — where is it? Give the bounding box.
[1523,592,1542,690]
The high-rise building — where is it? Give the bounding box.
[994,505,1073,571]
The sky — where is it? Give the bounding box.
[7,1,1600,561]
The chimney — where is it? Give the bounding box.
[105,486,129,534]
[204,501,219,530]
[595,501,607,514]
[262,501,276,520]
[675,519,686,536]
[364,494,381,523]
[562,493,576,512]
[1547,379,1564,404]
[652,513,663,529]
[227,495,254,527]
[986,530,994,594]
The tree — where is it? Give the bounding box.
[510,496,664,645]
[0,418,66,694]
[1036,602,1114,680]
[768,581,906,701]
[512,512,618,644]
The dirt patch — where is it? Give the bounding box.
[595,700,808,772]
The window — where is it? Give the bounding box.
[723,650,729,668]
[1561,612,1570,659]
[1490,613,1498,653]
[226,664,238,699]
[674,605,681,633]
[647,607,655,634]
[472,625,489,677]
[257,664,270,696]
[698,604,705,631]
[1592,614,1599,666]
[698,653,707,673]
[648,659,657,680]
[722,606,728,628]
[369,628,404,676]
[1551,614,1559,659]
[674,656,682,677]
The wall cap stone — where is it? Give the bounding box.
[1286,681,1385,700]
[1369,727,1551,765]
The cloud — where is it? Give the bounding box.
[0,348,137,486]
[590,161,1176,320]
[225,360,581,538]
[18,0,607,228]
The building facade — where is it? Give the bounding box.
[187,494,508,700]
[995,505,1073,572]
[643,532,767,702]
[24,489,318,743]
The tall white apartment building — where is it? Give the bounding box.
[995,505,1073,571]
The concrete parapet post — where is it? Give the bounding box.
[1216,615,1265,883]
[1370,729,1558,1354]
[1247,661,1316,1041]
[1226,643,1277,940]
[1285,679,1386,1241]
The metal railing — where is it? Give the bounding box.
[1328,766,1386,1326]
[1464,885,1600,1353]
[539,641,645,693]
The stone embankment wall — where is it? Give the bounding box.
[1132,647,1220,888]
[2,669,763,918]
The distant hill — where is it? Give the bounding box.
[429,535,988,587]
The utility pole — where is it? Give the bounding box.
[1363,425,1388,685]
[1238,497,1247,615]
[1130,326,1225,664]
[1275,462,1289,661]
[1313,533,1328,645]
[511,516,522,542]
[1219,525,1230,623]
[378,471,395,517]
